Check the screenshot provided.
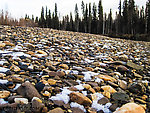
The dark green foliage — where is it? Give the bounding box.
[36,0,149,41]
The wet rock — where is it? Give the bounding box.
[70,92,92,107]
[17,81,41,100]
[114,103,145,113]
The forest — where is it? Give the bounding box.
[0,0,150,41]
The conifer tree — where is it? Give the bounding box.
[98,0,103,34]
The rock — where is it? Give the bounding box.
[135,98,147,104]
[17,81,41,100]
[48,71,65,77]
[42,91,51,97]
[59,64,69,70]
[35,82,45,92]
[134,72,143,78]
[31,99,45,113]
[0,103,21,112]
[10,65,21,72]
[117,65,129,72]
[97,75,116,82]
[70,92,92,107]
[119,80,127,90]
[98,97,110,105]
[48,79,57,85]
[127,61,144,70]
[0,90,10,98]
[14,98,28,104]
[71,107,84,113]
[53,100,65,106]
[8,95,23,103]
[112,92,130,102]
[109,103,118,112]
[37,50,48,56]
[49,107,64,113]
[101,86,117,98]
[128,83,146,94]
[114,103,145,113]
[0,42,5,48]
[119,55,128,61]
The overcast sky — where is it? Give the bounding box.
[0,0,148,19]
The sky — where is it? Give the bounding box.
[0,0,148,19]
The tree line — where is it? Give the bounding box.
[33,0,150,36]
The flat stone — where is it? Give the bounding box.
[127,61,144,70]
[98,97,110,105]
[97,75,116,82]
[112,92,130,102]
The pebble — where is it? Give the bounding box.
[0,26,149,112]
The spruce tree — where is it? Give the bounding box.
[98,0,103,34]
[146,0,150,34]
[75,4,79,32]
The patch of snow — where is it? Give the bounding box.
[50,87,72,104]
[0,79,8,84]
[82,91,87,96]
[95,78,103,83]
[13,84,21,90]
[83,71,99,81]
[70,102,86,112]
[0,99,8,104]
[75,84,84,90]
[0,67,9,73]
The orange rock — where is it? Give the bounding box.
[101,85,117,98]
[70,92,92,107]
[114,103,145,113]
[0,91,10,98]
[97,75,116,82]
[101,86,117,94]
[58,64,69,70]
[37,50,48,56]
